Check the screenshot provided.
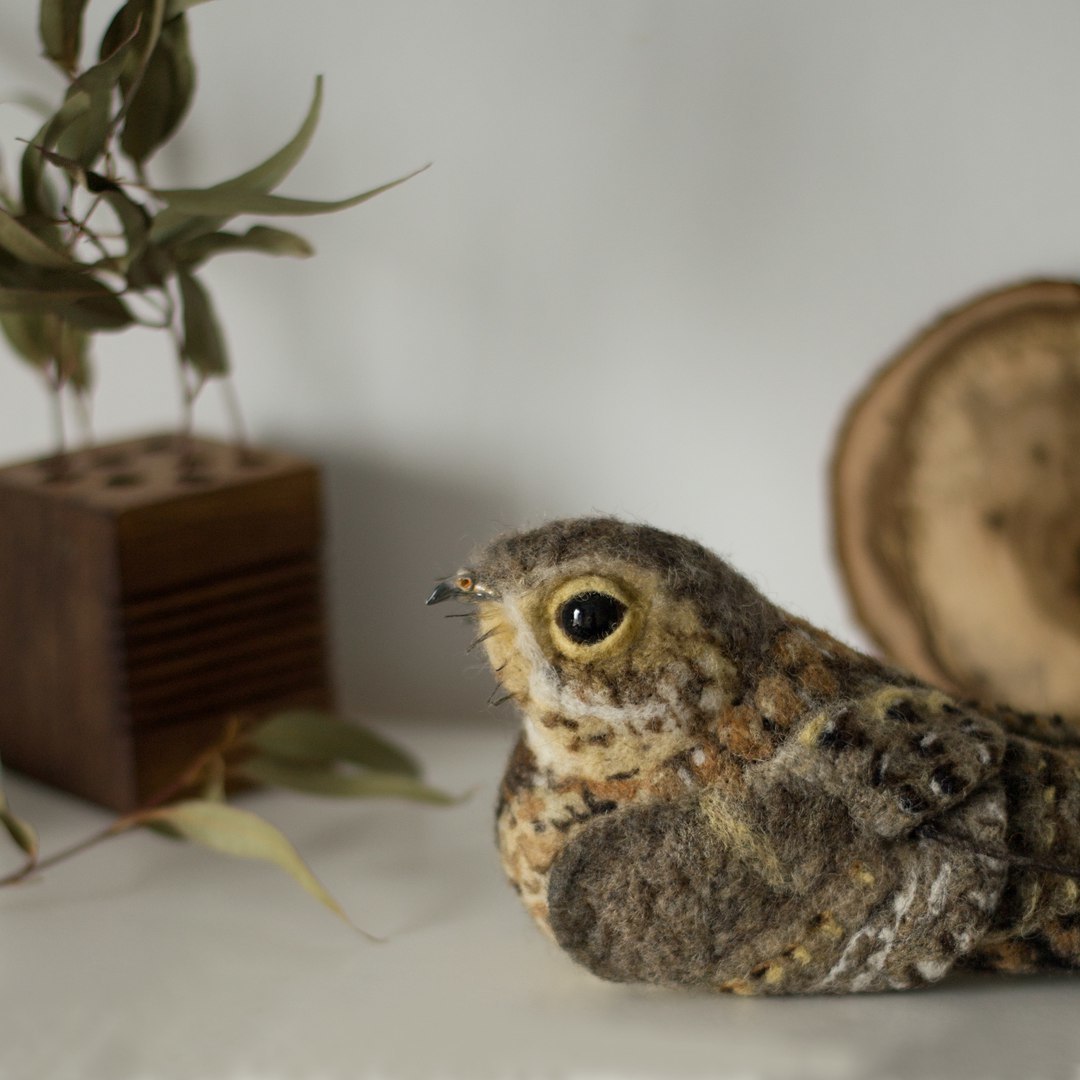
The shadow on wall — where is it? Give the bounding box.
[305,449,523,722]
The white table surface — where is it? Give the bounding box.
[4,716,1080,1080]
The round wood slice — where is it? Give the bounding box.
[833,279,1080,717]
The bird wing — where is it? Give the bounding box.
[760,685,1007,839]
[979,702,1080,747]
[546,791,815,992]
[546,777,1009,994]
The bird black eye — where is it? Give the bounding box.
[557,592,626,645]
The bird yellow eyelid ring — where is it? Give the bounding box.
[426,573,500,605]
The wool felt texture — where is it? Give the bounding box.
[432,517,1080,994]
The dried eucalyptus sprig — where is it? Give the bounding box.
[0,0,424,466]
[0,710,459,934]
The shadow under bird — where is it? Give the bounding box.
[427,517,1080,995]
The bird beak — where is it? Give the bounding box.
[426,580,462,605]
[426,573,500,605]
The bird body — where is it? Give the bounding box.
[429,518,1080,994]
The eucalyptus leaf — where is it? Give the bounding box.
[177,267,227,375]
[0,756,39,862]
[249,710,421,777]
[126,241,172,290]
[59,16,149,167]
[99,0,144,63]
[156,165,428,219]
[240,756,458,805]
[0,208,76,270]
[174,225,313,268]
[0,807,39,862]
[39,0,91,74]
[101,188,151,255]
[21,141,120,194]
[165,0,216,16]
[0,310,51,368]
[120,12,195,164]
[217,75,325,195]
[149,75,325,244]
[56,93,111,169]
[98,0,166,82]
[136,799,352,925]
[22,141,90,187]
[0,281,132,331]
[20,90,92,219]
[86,171,124,194]
[65,292,133,331]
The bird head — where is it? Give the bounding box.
[428,518,784,767]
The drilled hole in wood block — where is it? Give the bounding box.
[105,472,143,488]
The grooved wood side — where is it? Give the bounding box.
[0,436,334,810]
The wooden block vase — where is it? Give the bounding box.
[0,435,333,811]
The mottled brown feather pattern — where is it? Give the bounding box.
[435,517,1080,994]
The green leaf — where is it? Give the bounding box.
[0,757,39,863]
[20,90,92,219]
[21,141,89,187]
[240,756,459,805]
[0,311,51,368]
[155,165,428,219]
[55,0,168,170]
[165,0,215,16]
[120,13,195,165]
[0,808,39,862]
[149,75,325,244]
[126,241,172,290]
[59,16,150,168]
[249,710,421,777]
[20,142,121,194]
[215,75,324,195]
[40,0,91,74]
[0,274,132,328]
[136,800,353,926]
[0,209,76,270]
[101,188,151,254]
[0,285,125,326]
[98,0,167,81]
[177,268,227,375]
[173,225,313,268]
[99,0,147,60]
[91,184,164,288]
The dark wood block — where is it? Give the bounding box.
[0,436,333,811]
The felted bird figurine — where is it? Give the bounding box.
[427,517,1080,995]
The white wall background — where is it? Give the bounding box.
[3,1,1080,721]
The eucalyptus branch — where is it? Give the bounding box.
[61,205,110,261]
[220,375,251,455]
[170,320,197,461]
[103,12,153,142]
[43,363,69,475]
[0,709,455,932]
[72,388,93,451]
[0,815,134,887]
[3,0,424,460]
[68,192,106,245]
[0,720,242,888]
